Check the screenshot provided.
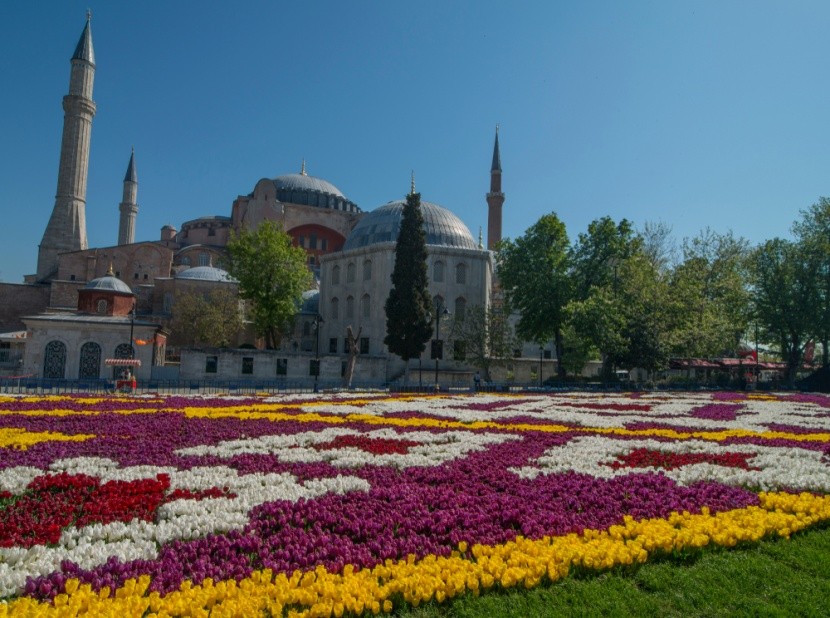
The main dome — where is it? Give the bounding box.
[273,173,345,198]
[342,200,477,251]
[270,173,360,212]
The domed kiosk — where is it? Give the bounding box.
[318,194,493,377]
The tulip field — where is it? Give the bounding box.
[1,390,830,616]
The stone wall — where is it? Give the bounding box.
[180,348,388,385]
[0,283,50,331]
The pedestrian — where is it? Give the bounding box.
[474,371,481,391]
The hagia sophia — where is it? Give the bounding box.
[0,16,550,387]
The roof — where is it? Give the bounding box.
[84,275,133,294]
[176,266,236,282]
[72,16,95,65]
[342,199,478,251]
[21,314,159,326]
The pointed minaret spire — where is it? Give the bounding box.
[491,124,501,172]
[36,15,97,280]
[301,159,307,175]
[478,226,484,249]
[118,148,139,245]
[486,125,505,251]
[410,171,416,195]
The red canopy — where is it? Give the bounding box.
[669,359,720,369]
[104,358,141,367]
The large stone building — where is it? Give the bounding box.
[1,16,528,384]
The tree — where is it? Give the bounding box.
[384,191,433,380]
[169,288,243,348]
[227,221,311,349]
[496,213,571,377]
[568,217,641,379]
[670,229,751,358]
[792,197,830,367]
[750,238,821,385]
[449,301,517,382]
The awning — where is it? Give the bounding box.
[104,358,142,367]
[669,359,720,369]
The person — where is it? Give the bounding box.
[474,371,481,391]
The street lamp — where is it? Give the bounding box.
[129,301,136,359]
[432,300,450,390]
[539,346,544,388]
[313,314,324,392]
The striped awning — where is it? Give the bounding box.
[104,358,142,367]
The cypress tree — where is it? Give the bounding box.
[384,190,433,376]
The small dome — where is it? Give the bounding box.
[84,275,133,294]
[342,200,477,251]
[176,266,236,282]
[300,289,319,313]
[273,173,345,198]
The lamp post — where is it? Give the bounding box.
[539,346,544,388]
[313,314,324,392]
[129,302,136,359]
[433,300,449,390]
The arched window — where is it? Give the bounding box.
[43,341,66,379]
[454,297,467,322]
[433,260,444,283]
[346,262,356,283]
[332,265,341,285]
[330,297,339,319]
[181,256,191,266]
[346,295,355,319]
[455,262,467,284]
[199,252,210,267]
[363,260,372,281]
[78,342,101,379]
[96,299,108,314]
[433,295,446,313]
[361,294,371,318]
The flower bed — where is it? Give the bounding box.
[1,390,829,616]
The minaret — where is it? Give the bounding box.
[118,149,138,245]
[36,14,96,280]
[486,126,504,251]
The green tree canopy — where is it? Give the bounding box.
[227,221,311,349]
[792,197,830,366]
[384,191,433,368]
[496,213,571,377]
[670,229,751,358]
[750,238,821,384]
[169,287,243,348]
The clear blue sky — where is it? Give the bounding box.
[2,1,829,283]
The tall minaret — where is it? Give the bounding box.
[36,14,96,280]
[118,149,138,245]
[486,126,504,251]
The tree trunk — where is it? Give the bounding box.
[554,329,566,379]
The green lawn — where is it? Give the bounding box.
[395,525,830,617]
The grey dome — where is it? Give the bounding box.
[300,289,319,313]
[274,174,345,198]
[85,275,133,294]
[342,200,477,251]
[176,266,236,282]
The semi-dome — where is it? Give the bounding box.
[176,266,236,282]
[342,200,477,251]
[84,274,133,294]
